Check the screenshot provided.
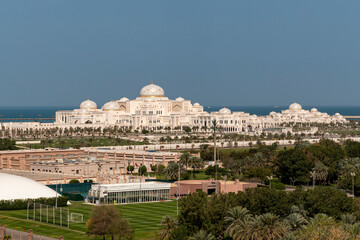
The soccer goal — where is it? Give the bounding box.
[70,212,84,223]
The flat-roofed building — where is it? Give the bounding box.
[170,179,258,198]
[87,181,171,204]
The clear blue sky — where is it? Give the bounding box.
[1,1,360,107]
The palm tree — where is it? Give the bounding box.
[163,162,184,180]
[225,206,253,240]
[284,213,308,232]
[249,213,287,240]
[180,151,191,170]
[312,162,328,185]
[189,230,215,240]
[157,215,178,240]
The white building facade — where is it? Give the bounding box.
[0,83,347,134]
[53,83,347,133]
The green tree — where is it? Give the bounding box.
[157,215,178,240]
[0,138,17,150]
[180,151,191,169]
[276,148,313,185]
[179,192,209,235]
[138,165,147,176]
[69,179,80,184]
[163,162,186,180]
[86,205,133,240]
[249,213,287,240]
[127,165,134,174]
[225,206,253,240]
[189,230,215,240]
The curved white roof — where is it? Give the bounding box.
[119,97,129,102]
[176,97,185,101]
[102,101,120,111]
[219,107,231,114]
[80,99,97,110]
[140,83,165,97]
[193,102,201,107]
[289,102,302,110]
[0,173,59,200]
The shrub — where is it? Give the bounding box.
[0,196,68,210]
[138,165,147,175]
[69,179,80,184]
[276,182,286,190]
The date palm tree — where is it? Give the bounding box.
[180,151,191,170]
[249,213,286,240]
[225,206,253,240]
[189,230,215,240]
[157,215,178,240]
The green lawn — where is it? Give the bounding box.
[0,200,178,240]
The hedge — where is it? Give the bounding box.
[0,196,68,210]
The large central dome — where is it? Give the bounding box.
[140,82,165,97]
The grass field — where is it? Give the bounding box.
[0,200,178,239]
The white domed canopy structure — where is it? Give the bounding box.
[140,82,165,97]
[0,173,59,200]
[119,97,129,102]
[80,99,97,110]
[311,108,318,112]
[102,101,120,111]
[193,102,201,107]
[289,102,302,111]
[176,97,184,101]
[219,107,231,114]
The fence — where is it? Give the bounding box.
[27,202,70,228]
[47,183,93,201]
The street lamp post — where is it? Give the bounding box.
[351,172,356,197]
[177,162,181,216]
[267,176,273,189]
[310,171,316,188]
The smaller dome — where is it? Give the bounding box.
[289,102,302,111]
[193,102,201,107]
[80,99,97,110]
[176,97,185,101]
[270,111,276,115]
[78,109,90,115]
[102,101,120,111]
[219,107,231,114]
[311,108,318,112]
[119,97,129,102]
[250,115,257,120]
[335,113,341,116]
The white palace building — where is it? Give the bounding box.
[51,82,347,133]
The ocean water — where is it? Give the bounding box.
[0,106,358,122]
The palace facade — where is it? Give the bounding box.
[53,82,347,133]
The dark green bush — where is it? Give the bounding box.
[0,196,68,210]
[276,182,286,190]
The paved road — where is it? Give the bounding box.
[3,227,58,240]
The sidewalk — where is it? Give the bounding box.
[2,228,58,240]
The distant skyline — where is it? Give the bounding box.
[1,1,360,107]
